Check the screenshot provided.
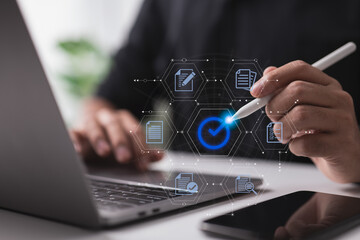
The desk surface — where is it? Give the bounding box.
[1,153,360,240]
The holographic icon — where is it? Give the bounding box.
[266,122,283,143]
[197,116,230,150]
[146,121,163,144]
[175,69,195,92]
[235,69,257,91]
[244,182,258,195]
[235,176,257,195]
[175,173,198,195]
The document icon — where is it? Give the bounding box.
[235,69,257,91]
[235,176,250,193]
[266,122,283,143]
[174,69,196,92]
[175,173,197,195]
[146,121,163,144]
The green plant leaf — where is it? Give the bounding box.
[57,38,111,98]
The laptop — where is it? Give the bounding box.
[0,0,262,228]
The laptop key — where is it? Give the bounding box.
[90,180,181,208]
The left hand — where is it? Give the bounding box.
[251,60,360,183]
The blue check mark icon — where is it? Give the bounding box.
[197,116,231,150]
[208,122,226,136]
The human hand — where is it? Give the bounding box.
[70,107,163,171]
[251,61,360,183]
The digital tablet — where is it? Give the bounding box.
[201,191,360,239]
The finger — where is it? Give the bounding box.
[286,106,339,133]
[69,129,95,159]
[149,151,165,162]
[69,130,83,153]
[289,133,334,157]
[263,66,277,75]
[251,66,276,93]
[97,109,132,163]
[272,106,338,143]
[265,120,293,144]
[274,226,290,240]
[251,60,340,97]
[266,81,337,115]
[83,117,111,157]
[118,111,150,171]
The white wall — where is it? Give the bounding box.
[17,0,144,125]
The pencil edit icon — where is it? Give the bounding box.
[175,69,196,92]
[266,122,283,143]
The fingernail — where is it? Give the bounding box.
[250,79,263,97]
[96,139,110,156]
[116,146,131,163]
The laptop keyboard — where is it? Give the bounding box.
[91,180,179,210]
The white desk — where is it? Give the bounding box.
[1,153,360,240]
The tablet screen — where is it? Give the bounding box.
[203,191,360,239]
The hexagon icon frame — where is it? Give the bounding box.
[161,62,206,100]
[186,107,245,157]
[133,114,177,151]
[161,162,207,206]
[221,164,266,206]
[223,59,263,99]
[252,112,294,152]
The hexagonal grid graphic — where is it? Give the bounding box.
[185,107,245,156]
[196,79,233,104]
[160,162,207,206]
[223,59,263,99]
[221,164,266,206]
[133,57,296,164]
[252,112,295,152]
[162,62,206,99]
[134,114,176,151]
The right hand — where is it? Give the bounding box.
[70,108,163,171]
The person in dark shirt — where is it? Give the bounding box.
[70,0,360,183]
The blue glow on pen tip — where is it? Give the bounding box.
[219,110,238,129]
[225,116,233,124]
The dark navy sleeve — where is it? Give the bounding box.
[96,0,165,113]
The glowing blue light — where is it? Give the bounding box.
[197,117,230,150]
[225,116,233,124]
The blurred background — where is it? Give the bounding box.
[17,0,144,126]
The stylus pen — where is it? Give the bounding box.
[231,42,357,120]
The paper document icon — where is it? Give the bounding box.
[266,122,283,143]
[235,176,251,193]
[235,69,257,91]
[175,69,195,92]
[175,173,193,195]
[146,121,163,144]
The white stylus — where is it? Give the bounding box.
[231,42,357,121]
